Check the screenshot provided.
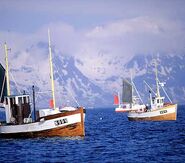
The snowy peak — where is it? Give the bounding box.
[6,40,185,107]
[9,42,113,108]
[123,54,185,104]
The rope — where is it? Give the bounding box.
[158,80,172,103]
[0,73,6,102]
[144,80,156,95]
[9,71,21,94]
[54,62,80,107]
[132,81,144,104]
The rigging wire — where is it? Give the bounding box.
[144,79,173,103]
[158,79,172,103]
[132,81,144,104]
[9,71,22,94]
[54,62,80,107]
[143,80,156,95]
[0,73,6,102]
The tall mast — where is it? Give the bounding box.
[155,61,160,97]
[48,29,56,110]
[130,72,133,104]
[4,43,10,96]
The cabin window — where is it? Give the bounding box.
[157,99,159,103]
[15,97,18,104]
[23,97,27,104]
[6,98,8,105]
[18,97,22,104]
[13,98,16,104]
[10,98,14,107]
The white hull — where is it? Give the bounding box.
[0,114,80,134]
[115,104,146,112]
[115,107,133,112]
[128,104,177,121]
[0,108,85,137]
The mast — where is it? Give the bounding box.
[130,73,133,105]
[48,29,56,110]
[4,43,11,96]
[118,91,121,107]
[155,61,160,97]
[32,85,36,121]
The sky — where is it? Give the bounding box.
[0,0,185,76]
[0,0,185,106]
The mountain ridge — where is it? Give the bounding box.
[2,42,185,107]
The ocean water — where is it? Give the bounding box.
[0,106,185,163]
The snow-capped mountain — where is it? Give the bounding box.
[76,53,185,105]
[90,53,185,105]
[123,54,185,104]
[4,41,185,108]
[8,42,113,108]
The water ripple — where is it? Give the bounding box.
[0,106,185,162]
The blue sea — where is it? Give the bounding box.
[0,106,185,163]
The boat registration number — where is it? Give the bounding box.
[54,118,68,126]
[160,110,167,114]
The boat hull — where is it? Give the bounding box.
[0,108,85,138]
[128,104,177,121]
[115,107,130,112]
[115,104,146,112]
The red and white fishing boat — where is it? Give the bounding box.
[114,78,145,113]
[0,30,85,138]
[115,62,177,121]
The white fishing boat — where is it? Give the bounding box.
[114,78,145,113]
[115,62,177,121]
[0,30,85,138]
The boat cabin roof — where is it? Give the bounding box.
[152,96,165,100]
[5,94,30,99]
[4,94,30,106]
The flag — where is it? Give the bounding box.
[49,99,54,108]
[114,94,119,105]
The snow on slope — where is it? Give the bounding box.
[8,42,112,108]
[4,40,185,108]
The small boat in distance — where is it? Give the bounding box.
[0,30,85,138]
[115,62,177,121]
[114,78,145,113]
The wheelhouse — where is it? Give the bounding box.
[151,96,165,109]
[4,94,32,124]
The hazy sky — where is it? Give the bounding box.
[0,0,185,32]
[1,0,185,103]
[0,0,185,66]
